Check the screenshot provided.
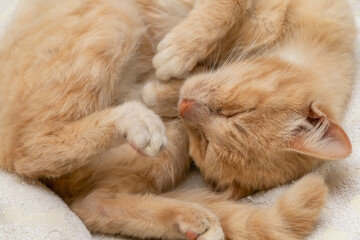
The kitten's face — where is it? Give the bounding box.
[180,59,310,163]
[179,58,351,190]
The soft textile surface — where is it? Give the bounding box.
[0,0,359,239]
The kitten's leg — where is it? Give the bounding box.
[12,101,166,178]
[167,174,328,240]
[153,0,251,81]
[222,175,328,239]
[50,119,190,204]
[142,78,184,118]
[135,119,191,192]
[70,190,224,240]
[95,120,190,194]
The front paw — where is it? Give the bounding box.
[153,33,199,81]
[114,102,167,156]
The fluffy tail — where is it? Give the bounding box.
[166,174,328,240]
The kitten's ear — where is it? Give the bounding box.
[289,105,352,160]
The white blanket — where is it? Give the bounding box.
[0,0,359,239]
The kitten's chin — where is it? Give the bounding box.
[178,98,210,128]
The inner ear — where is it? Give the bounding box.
[289,105,352,160]
[236,0,290,50]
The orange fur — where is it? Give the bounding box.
[149,0,355,198]
[0,0,343,239]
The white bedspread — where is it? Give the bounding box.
[0,0,359,239]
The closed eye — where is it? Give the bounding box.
[217,107,256,118]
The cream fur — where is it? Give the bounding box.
[150,0,355,198]
[0,0,350,239]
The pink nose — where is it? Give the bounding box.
[179,99,195,118]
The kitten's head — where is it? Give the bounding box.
[179,58,352,175]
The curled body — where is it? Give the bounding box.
[147,0,356,198]
[0,0,350,239]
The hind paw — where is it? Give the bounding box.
[174,205,224,240]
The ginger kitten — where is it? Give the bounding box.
[146,0,356,198]
[0,0,331,239]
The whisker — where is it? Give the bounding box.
[214,26,266,79]
[225,25,264,66]
[210,37,222,71]
[222,39,278,82]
